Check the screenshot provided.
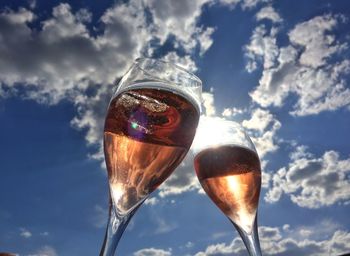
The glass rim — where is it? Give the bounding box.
[134,57,202,88]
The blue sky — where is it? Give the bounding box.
[0,0,350,255]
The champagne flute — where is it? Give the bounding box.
[193,117,262,256]
[100,58,202,255]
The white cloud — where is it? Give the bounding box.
[194,238,245,256]
[241,0,267,9]
[247,14,350,116]
[75,8,92,23]
[289,145,312,161]
[0,3,148,104]
[28,245,58,256]
[288,14,346,69]
[212,231,231,240]
[28,0,36,9]
[133,248,172,256]
[249,120,281,158]
[185,241,194,248]
[282,224,290,231]
[265,146,350,208]
[221,107,246,117]
[161,52,198,72]
[260,226,282,241]
[261,171,271,188]
[154,218,177,235]
[242,108,273,132]
[195,224,350,256]
[198,27,215,56]
[218,0,268,10]
[244,25,279,72]
[70,85,111,160]
[218,0,241,8]
[278,220,337,244]
[144,197,159,206]
[242,108,281,158]
[202,91,216,116]
[256,6,282,23]
[145,0,214,54]
[299,228,312,237]
[20,228,32,238]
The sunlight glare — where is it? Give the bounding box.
[192,116,237,153]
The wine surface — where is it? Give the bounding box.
[195,145,261,234]
[104,87,199,215]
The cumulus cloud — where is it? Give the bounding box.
[221,107,247,117]
[247,14,350,116]
[0,3,147,103]
[261,171,271,188]
[28,245,58,256]
[145,0,208,48]
[288,14,346,69]
[0,2,154,162]
[244,25,279,72]
[28,0,36,10]
[20,227,32,238]
[242,108,281,158]
[219,0,268,10]
[133,248,172,256]
[256,5,282,23]
[144,197,159,206]
[70,84,111,160]
[202,91,216,116]
[162,51,198,72]
[242,108,274,132]
[265,146,350,208]
[154,218,178,235]
[197,27,216,56]
[195,224,350,256]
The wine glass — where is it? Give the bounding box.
[100,58,202,255]
[193,117,262,256]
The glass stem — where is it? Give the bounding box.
[99,198,138,256]
[231,215,262,256]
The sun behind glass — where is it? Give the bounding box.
[193,117,263,256]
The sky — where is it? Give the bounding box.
[0,0,350,255]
